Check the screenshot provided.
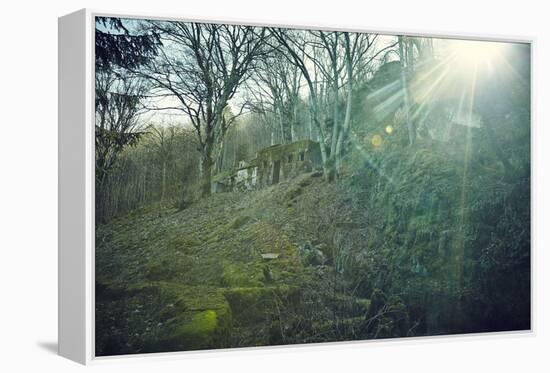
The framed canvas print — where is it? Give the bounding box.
[58,9,532,364]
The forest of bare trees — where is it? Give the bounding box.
[94,18,417,220]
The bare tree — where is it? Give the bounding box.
[397,35,434,145]
[271,29,397,178]
[139,21,268,197]
[147,124,178,205]
[246,49,303,144]
[269,28,331,177]
[333,33,398,173]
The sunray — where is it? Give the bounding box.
[441,85,468,141]
[366,79,401,101]
[371,53,457,123]
[411,65,451,104]
[372,89,405,121]
[410,52,456,89]
[410,65,451,121]
[458,64,478,231]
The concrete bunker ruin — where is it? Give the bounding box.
[212,139,322,193]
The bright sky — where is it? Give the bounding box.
[97,17,522,131]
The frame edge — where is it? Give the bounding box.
[58,8,91,365]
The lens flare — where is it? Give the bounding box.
[371,134,383,147]
[446,39,505,72]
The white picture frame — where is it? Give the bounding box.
[58,8,533,365]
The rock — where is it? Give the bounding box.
[310,248,326,266]
[300,241,326,266]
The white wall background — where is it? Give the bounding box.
[0,0,548,371]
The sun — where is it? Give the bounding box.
[446,39,506,71]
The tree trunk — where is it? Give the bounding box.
[313,115,330,179]
[290,111,296,143]
[161,161,166,204]
[399,36,415,146]
[215,138,225,173]
[307,99,330,179]
[402,74,415,146]
[308,114,313,141]
[335,33,354,175]
[279,108,293,144]
[200,140,214,197]
[330,78,340,158]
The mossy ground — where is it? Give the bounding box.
[95,172,358,355]
[96,134,530,354]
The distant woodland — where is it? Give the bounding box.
[95,16,531,355]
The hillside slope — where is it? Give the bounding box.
[95,171,373,355]
[96,138,530,356]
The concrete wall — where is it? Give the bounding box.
[212,140,322,193]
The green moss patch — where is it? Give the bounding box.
[161,306,232,351]
[166,235,202,253]
[221,262,264,288]
[229,215,252,229]
[144,255,193,282]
